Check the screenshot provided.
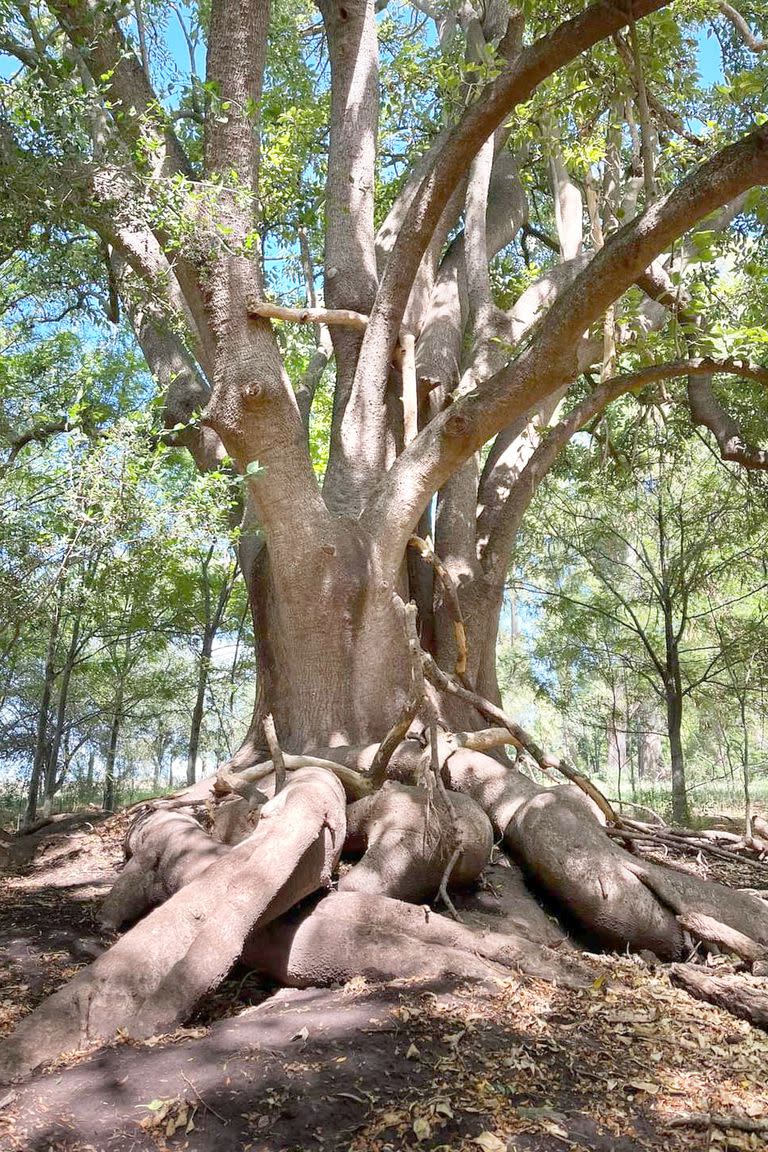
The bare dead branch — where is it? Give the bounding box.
[608,823,768,874]
[220,753,373,801]
[422,650,617,824]
[669,964,768,1030]
[676,912,768,964]
[247,299,369,330]
[667,1112,768,1135]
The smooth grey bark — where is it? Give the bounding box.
[318,0,380,515]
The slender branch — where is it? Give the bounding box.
[49,0,191,178]
[361,123,768,566]
[422,651,618,824]
[221,752,372,800]
[350,0,673,428]
[481,357,768,581]
[719,2,768,51]
[247,299,369,330]
[626,19,656,202]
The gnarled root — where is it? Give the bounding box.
[453,860,570,949]
[0,768,346,1082]
[446,749,768,961]
[100,808,230,931]
[339,780,493,902]
[243,890,590,990]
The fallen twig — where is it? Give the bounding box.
[608,824,768,874]
[180,1071,229,1124]
[666,1110,768,1134]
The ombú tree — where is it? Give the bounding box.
[4,0,768,1079]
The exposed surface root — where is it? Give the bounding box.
[0,768,346,1081]
[669,964,768,1030]
[243,890,590,990]
[5,728,768,1087]
[453,860,570,949]
[100,808,230,931]
[446,749,768,962]
[340,780,492,902]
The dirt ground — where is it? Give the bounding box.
[1,814,768,1152]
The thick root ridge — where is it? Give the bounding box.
[100,808,230,930]
[7,737,768,1084]
[506,785,686,958]
[242,890,590,990]
[453,860,570,950]
[339,780,493,902]
[446,749,768,961]
[0,768,346,1083]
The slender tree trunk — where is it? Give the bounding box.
[186,634,211,786]
[103,653,129,813]
[24,603,61,829]
[665,682,688,824]
[42,614,81,817]
[661,551,689,824]
[85,748,95,797]
[740,696,752,835]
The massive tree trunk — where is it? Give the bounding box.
[234,521,413,760]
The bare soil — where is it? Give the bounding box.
[1,815,768,1152]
